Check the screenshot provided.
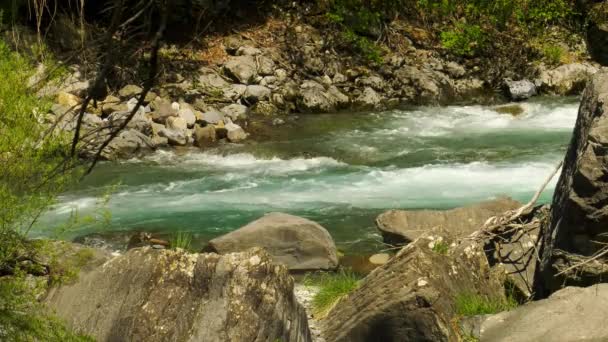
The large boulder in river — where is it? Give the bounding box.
[204,213,338,271]
[475,285,608,341]
[536,70,608,296]
[503,79,537,101]
[322,230,506,342]
[45,247,312,342]
[375,197,521,246]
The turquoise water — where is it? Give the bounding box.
[36,97,579,252]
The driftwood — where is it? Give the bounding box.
[469,161,563,240]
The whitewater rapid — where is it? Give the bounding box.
[37,97,579,251]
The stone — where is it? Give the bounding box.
[200,109,225,125]
[376,198,521,246]
[45,247,312,342]
[101,129,155,160]
[193,124,216,147]
[332,73,348,84]
[223,55,257,84]
[223,84,248,101]
[275,68,288,82]
[221,104,250,121]
[354,87,382,110]
[536,70,608,296]
[494,104,525,116]
[243,85,271,104]
[257,56,276,76]
[204,213,338,271]
[368,253,390,265]
[477,285,608,341]
[57,91,81,108]
[260,76,278,87]
[327,86,349,109]
[503,79,537,101]
[236,45,262,56]
[225,122,247,142]
[106,110,152,135]
[101,95,127,115]
[197,68,231,89]
[157,125,188,146]
[356,76,385,91]
[445,61,466,78]
[178,108,196,127]
[322,230,505,342]
[118,84,142,99]
[166,116,188,131]
[536,63,598,95]
[150,99,177,124]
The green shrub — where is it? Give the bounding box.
[542,44,564,65]
[304,269,361,317]
[454,292,518,316]
[441,23,486,57]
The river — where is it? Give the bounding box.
[36,96,579,252]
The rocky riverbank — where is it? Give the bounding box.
[33,8,600,161]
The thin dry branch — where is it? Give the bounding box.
[469,160,563,239]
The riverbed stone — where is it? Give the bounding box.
[244,85,271,103]
[503,79,537,100]
[221,104,250,121]
[45,247,312,342]
[118,84,142,99]
[193,124,216,147]
[223,55,257,84]
[354,87,382,110]
[536,63,598,95]
[376,197,521,246]
[225,122,247,142]
[204,213,338,271]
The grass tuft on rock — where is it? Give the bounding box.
[455,292,518,317]
[170,231,192,251]
[304,269,361,318]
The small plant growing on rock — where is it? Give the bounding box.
[170,231,192,251]
[304,269,361,318]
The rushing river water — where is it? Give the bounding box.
[36,97,579,252]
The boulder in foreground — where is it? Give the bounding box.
[45,247,312,342]
[477,285,608,342]
[322,229,505,342]
[536,70,608,296]
[375,197,521,245]
[204,213,338,271]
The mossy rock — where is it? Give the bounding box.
[494,104,524,116]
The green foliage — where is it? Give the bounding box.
[542,44,564,65]
[441,23,486,57]
[171,231,193,251]
[0,276,94,341]
[304,269,361,317]
[455,292,518,316]
[326,0,384,63]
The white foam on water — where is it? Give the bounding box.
[375,100,579,137]
[143,150,345,175]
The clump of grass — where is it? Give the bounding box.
[454,292,518,317]
[432,241,449,255]
[170,231,192,251]
[304,269,361,317]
